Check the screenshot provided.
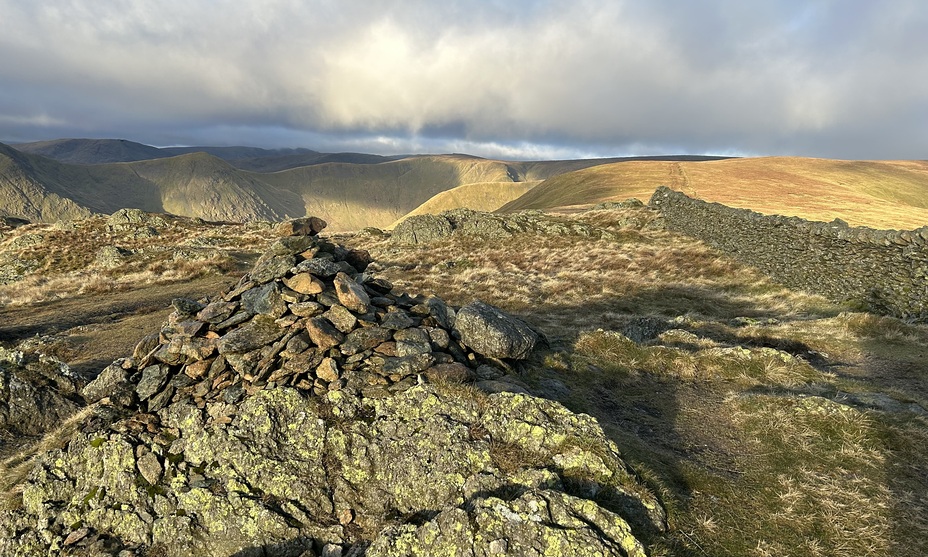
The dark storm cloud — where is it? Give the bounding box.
[1,0,927,159]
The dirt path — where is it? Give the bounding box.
[0,275,236,374]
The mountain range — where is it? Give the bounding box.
[3,138,928,230]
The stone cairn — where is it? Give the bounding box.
[84,216,539,419]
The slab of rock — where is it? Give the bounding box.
[217,315,286,354]
[341,327,393,356]
[135,364,169,401]
[295,258,342,278]
[367,489,648,557]
[333,272,371,313]
[306,317,345,350]
[284,272,324,295]
[83,362,129,403]
[242,282,288,317]
[316,357,340,382]
[454,301,538,359]
[391,214,453,244]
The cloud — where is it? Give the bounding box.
[1,0,927,159]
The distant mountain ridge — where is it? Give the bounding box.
[11,138,403,172]
[0,142,542,228]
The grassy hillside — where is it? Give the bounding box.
[389,180,541,228]
[507,155,726,181]
[14,139,401,172]
[128,152,301,222]
[501,157,928,229]
[7,141,928,232]
[260,155,519,230]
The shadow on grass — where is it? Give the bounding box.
[512,293,926,557]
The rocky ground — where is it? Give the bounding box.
[1,206,926,556]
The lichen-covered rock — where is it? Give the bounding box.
[94,245,131,268]
[367,489,648,557]
[454,301,539,359]
[392,208,612,245]
[391,213,454,244]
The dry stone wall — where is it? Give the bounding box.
[649,186,928,320]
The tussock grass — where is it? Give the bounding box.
[357,226,833,338]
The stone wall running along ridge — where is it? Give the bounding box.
[649,186,928,321]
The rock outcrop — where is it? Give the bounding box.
[392,208,612,245]
[0,217,664,556]
[0,348,83,439]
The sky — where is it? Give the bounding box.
[1,0,927,160]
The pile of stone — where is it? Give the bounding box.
[84,215,539,418]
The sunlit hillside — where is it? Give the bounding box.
[501,157,928,229]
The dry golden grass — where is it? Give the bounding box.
[501,157,928,229]
[351,210,840,337]
[0,216,271,306]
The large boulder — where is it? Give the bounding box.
[367,489,648,557]
[391,213,453,244]
[454,301,539,359]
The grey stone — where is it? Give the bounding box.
[172,298,205,316]
[196,301,238,324]
[324,304,357,333]
[341,327,393,356]
[136,365,169,401]
[391,214,453,244]
[290,301,325,317]
[137,451,163,486]
[379,309,417,330]
[454,301,538,359]
[95,245,131,268]
[242,282,288,317]
[250,254,296,284]
[294,257,342,278]
[218,315,286,354]
[83,362,129,403]
[381,353,435,378]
